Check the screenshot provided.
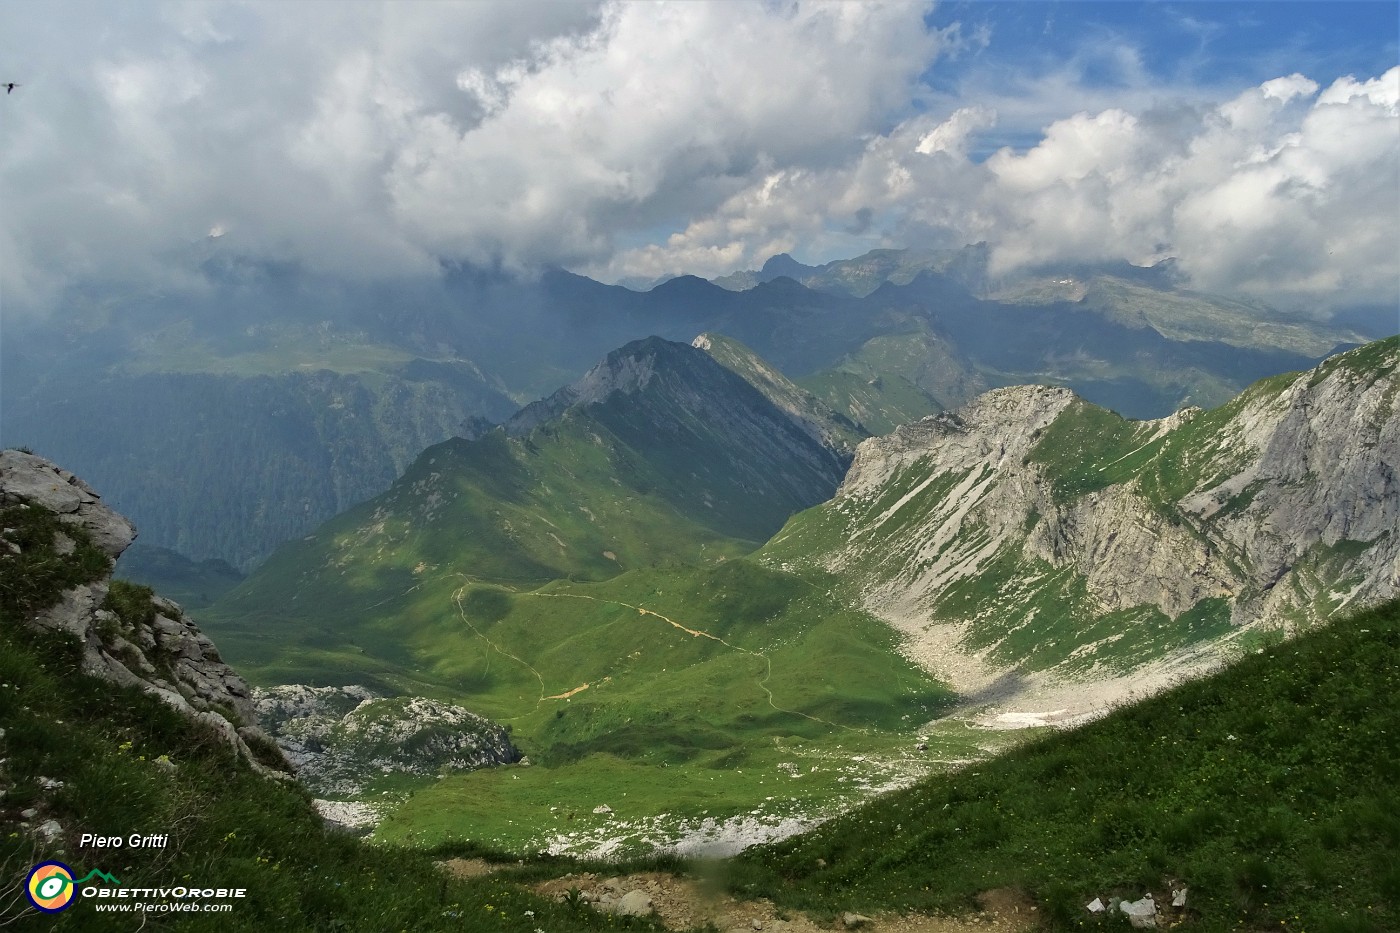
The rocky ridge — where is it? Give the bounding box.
[763,337,1399,711]
[0,449,291,777]
[693,332,868,454]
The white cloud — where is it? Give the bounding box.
[1260,73,1319,103]
[0,2,1394,316]
[916,106,997,156]
[602,66,1399,310]
[0,0,940,311]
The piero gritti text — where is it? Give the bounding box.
[78,833,169,849]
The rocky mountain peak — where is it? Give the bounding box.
[759,252,813,281]
[505,336,703,436]
[840,385,1076,497]
[763,337,1398,720]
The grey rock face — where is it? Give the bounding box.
[768,338,1398,698]
[0,450,135,558]
[254,684,519,796]
[0,449,289,778]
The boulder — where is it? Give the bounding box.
[614,890,654,917]
[1119,894,1158,929]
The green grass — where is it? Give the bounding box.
[0,497,653,932]
[208,556,966,856]
[1025,399,1166,503]
[0,624,660,932]
[373,726,998,854]
[798,370,941,436]
[822,326,985,411]
[0,503,111,619]
[927,547,1236,675]
[724,598,1400,932]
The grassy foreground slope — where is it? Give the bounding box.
[0,625,654,933]
[0,471,647,932]
[730,599,1400,932]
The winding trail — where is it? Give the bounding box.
[521,591,859,732]
[451,585,548,706]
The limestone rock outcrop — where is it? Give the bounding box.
[254,685,520,796]
[763,337,1399,697]
[0,449,291,778]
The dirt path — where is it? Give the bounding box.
[439,862,1040,932]
[451,584,549,705]
[520,592,858,731]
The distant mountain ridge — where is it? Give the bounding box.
[4,244,1375,570]
[712,244,991,297]
[212,335,856,625]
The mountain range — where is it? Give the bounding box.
[763,336,1399,716]
[185,331,1400,860]
[3,323,1397,928]
[4,245,1377,571]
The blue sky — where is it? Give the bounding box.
[931,1,1398,87]
[0,1,1396,312]
[920,1,1400,157]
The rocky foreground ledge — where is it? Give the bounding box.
[0,449,292,778]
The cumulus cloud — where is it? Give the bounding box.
[0,1,1394,315]
[602,66,1399,310]
[979,67,1399,305]
[0,0,940,313]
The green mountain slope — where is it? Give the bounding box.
[732,597,1400,933]
[762,336,1400,713]
[355,559,958,852]
[0,453,643,933]
[797,368,941,437]
[804,321,990,413]
[203,336,864,687]
[206,537,963,860]
[692,332,868,450]
[211,337,851,607]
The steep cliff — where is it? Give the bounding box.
[762,337,1399,706]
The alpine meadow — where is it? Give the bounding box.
[2,2,1397,931]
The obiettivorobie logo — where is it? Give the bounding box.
[24,862,121,913]
[24,861,247,916]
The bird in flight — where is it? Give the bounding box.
[3,83,19,94]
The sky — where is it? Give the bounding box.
[0,1,1396,316]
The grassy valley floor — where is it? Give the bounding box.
[208,559,1030,858]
